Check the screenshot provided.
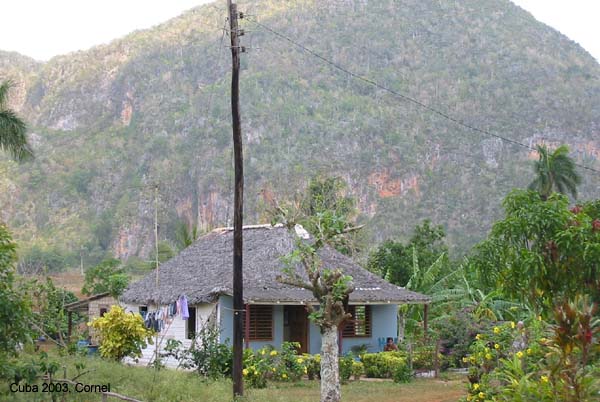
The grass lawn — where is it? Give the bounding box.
[1,354,467,401]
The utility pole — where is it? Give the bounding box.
[228,0,245,398]
[80,246,84,276]
[153,183,160,369]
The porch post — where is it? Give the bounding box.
[244,303,250,349]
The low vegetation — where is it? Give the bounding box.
[0,352,465,402]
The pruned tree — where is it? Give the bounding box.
[279,211,355,402]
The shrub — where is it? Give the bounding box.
[304,353,321,380]
[351,361,364,379]
[276,342,305,381]
[88,306,153,361]
[361,352,409,379]
[461,302,600,402]
[393,361,412,383]
[243,348,269,388]
[162,323,232,378]
[339,353,354,383]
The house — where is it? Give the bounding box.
[120,224,430,365]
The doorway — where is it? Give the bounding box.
[186,307,196,339]
[284,305,308,354]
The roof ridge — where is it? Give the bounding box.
[211,223,284,233]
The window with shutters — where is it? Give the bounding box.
[342,305,371,337]
[243,305,273,341]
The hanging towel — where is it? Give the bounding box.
[179,295,189,320]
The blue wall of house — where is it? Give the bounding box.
[218,296,284,349]
[308,304,399,354]
[219,297,398,354]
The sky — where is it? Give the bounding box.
[0,0,598,62]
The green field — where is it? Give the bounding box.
[0,354,466,402]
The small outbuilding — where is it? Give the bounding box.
[64,292,117,341]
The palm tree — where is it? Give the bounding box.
[0,80,32,161]
[528,144,581,200]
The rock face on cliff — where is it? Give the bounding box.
[1,0,599,266]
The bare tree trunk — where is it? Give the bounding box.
[320,325,341,402]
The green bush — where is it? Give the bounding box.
[339,354,354,383]
[303,353,321,380]
[393,361,412,383]
[351,361,364,379]
[461,302,600,402]
[88,306,154,361]
[361,352,409,379]
[162,325,232,378]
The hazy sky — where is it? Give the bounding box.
[0,0,598,62]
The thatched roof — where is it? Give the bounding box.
[121,225,430,306]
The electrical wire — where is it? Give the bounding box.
[246,17,600,177]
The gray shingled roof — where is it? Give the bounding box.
[121,225,430,305]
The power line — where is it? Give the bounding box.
[246,18,600,177]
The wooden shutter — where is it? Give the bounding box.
[243,305,273,341]
[342,305,372,337]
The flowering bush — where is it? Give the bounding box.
[461,299,600,402]
[242,342,307,388]
[303,353,321,380]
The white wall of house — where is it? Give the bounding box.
[122,302,216,368]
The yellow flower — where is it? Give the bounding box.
[541,375,549,383]
[485,353,493,360]
[253,370,258,375]
[260,349,266,355]
[493,326,500,334]
[304,367,308,374]
[281,373,288,379]
[270,350,278,356]
[462,357,468,363]
[516,351,524,359]
[484,347,490,353]
[472,383,480,390]
[475,334,482,340]
[297,358,304,364]
[466,396,472,401]
[538,315,542,321]
[494,343,500,350]
[272,367,276,372]
[527,348,532,355]
[478,392,485,399]
[469,356,476,364]
[511,321,516,329]
[242,369,248,376]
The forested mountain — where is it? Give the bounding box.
[1,0,599,269]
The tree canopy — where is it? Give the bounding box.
[0,81,32,161]
[528,144,581,200]
[82,258,129,299]
[471,189,600,313]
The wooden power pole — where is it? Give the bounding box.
[228,0,245,397]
